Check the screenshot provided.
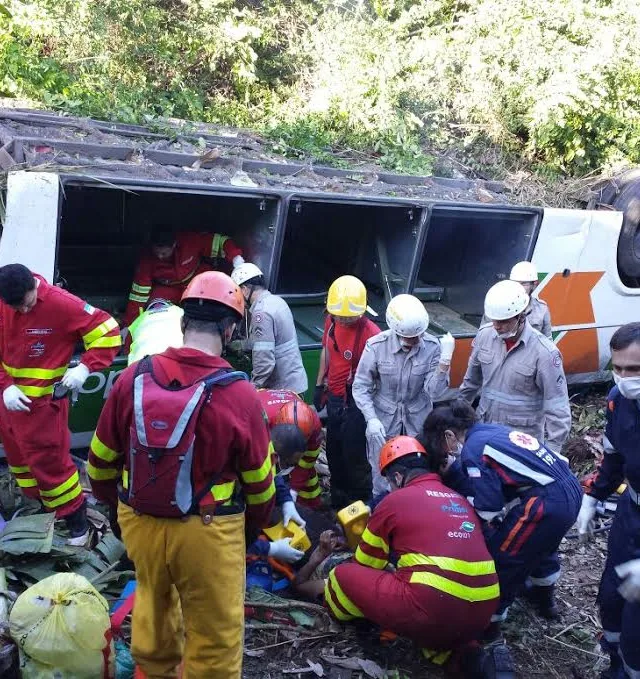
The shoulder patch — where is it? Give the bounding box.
[368,332,389,345]
[422,332,439,345]
[508,430,540,450]
[83,303,95,315]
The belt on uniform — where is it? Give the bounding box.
[628,483,640,507]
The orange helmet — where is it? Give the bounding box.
[379,436,427,474]
[181,271,245,319]
[274,399,316,441]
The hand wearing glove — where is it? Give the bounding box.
[232,255,245,268]
[282,500,306,529]
[313,384,326,412]
[576,494,597,541]
[439,332,455,365]
[3,385,31,412]
[268,538,304,564]
[290,489,299,503]
[616,559,640,602]
[366,417,386,450]
[61,363,90,391]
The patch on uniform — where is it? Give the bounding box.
[552,353,561,368]
[28,341,45,358]
[254,314,263,324]
[467,466,481,478]
[343,349,353,361]
[83,303,95,315]
[508,430,540,451]
[460,521,475,533]
[556,375,564,385]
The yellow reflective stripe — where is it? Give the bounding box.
[422,649,451,665]
[329,571,364,618]
[298,458,316,470]
[398,554,497,576]
[87,335,122,349]
[298,486,322,499]
[16,477,38,488]
[324,580,353,621]
[211,233,229,258]
[241,452,273,484]
[40,471,80,498]
[82,317,119,346]
[19,385,54,397]
[212,481,236,502]
[41,483,83,509]
[131,283,152,293]
[123,469,129,488]
[246,480,275,505]
[361,527,389,554]
[87,462,120,481]
[355,546,387,569]
[91,434,121,463]
[2,363,67,379]
[9,465,30,474]
[409,571,500,602]
[129,293,149,303]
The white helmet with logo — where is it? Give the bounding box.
[386,294,429,338]
[484,280,530,321]
[230,262,263,287]
[509,261,538,283]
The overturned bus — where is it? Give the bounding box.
[0,110,636,449]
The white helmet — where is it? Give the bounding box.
[386,294,429,338]
[231,262,263,287]
[484,280,529,321]
[509,261,538,283]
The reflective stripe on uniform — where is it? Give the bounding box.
[241,453,273,484]
[245,481,276,505]
[129,293,149,304]
[19,385,54,397]
[483,446,555,486]
[132,283,152,294]
[211,233,229,258]
[212,481,236,502]
[9,465,30,474]
[40,471,83,509]
[397,553,496,576]
[2,363,67,379]
[328,570,364,618]
[274,339,298,358]
[361,527,389,554]
[324,577,353,621]
[82,317,119,346]
[90,434,121,462]
[297,485,322,499]
[41,484,83,509]
[123,468,129,488]
[253,341,276,352]
[409,570,500,602]
[39,471,80,498]
[355,547,387,569]
[16,477,38,488]
[528,571,560,586]
[87,462,120,481]
[88,335,122,349]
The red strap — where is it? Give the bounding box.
[110,591,135,636]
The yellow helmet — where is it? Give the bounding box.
[327,275,367,317]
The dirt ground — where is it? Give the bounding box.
[241,386,613,679]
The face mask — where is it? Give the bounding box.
[612,372,640,400]
[496,318,521,340]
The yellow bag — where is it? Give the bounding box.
[9,573,114,678]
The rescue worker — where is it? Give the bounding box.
[314,276,380,508]
[352,294,454,494]
[459,279,571,453]
[576,322,640,679]
[0,264,121,545]
[126,299,184,366]
[124,225,244,326]
[258,389,324,509]
[87,271,275,679]
[423,399,582,637]
[324,436,501,671]
[231,263,307,395]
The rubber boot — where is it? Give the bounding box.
[523,584,560,619]
[65,500,89,546]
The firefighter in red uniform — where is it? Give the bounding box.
[258,389,324,509]
[88,271,275,679]
[0,264,121,544]
[325,436,502,672]
[124,225,244,326]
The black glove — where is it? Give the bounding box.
[109,504,122,541]
[313,385,326,411]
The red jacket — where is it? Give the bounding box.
[124,232,243,325]
[0,275,121,397]
[88,347,275,527]
[356,474,499,603]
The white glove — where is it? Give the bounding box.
[576,494,597,539]
[290,489,298,503]
[268,538,304,563]
[61,363,90,391]
[616,559,640,602]
[439,332,455,363]
[366,418,386,450]
[232,255,245,268]
[282,501,306,529]
[3,385,31,412]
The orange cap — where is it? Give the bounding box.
[274,399,316,441]
[379,435,426,474]
[181,271,245,318]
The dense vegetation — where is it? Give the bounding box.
[1,0,640,179]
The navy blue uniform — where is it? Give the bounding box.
[590,387,640,678]
[447,422,582,620]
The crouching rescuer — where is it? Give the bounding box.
[88,271,276,679]
[324,436,501,671]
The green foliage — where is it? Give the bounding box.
[2,0,640,176]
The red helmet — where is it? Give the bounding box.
[181,271,245,319]
[379,436,427,474]
[274,399,316,441]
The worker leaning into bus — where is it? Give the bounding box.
[423,399,582,640]
[123,224,244,326]
[231,263,308,395]
[315,276,380,508]
[324,436,501,673]
[0,264,121,546]
[88,272,275,679]
[352,294,453,495]
[258,389,323,509]
[576,322,640,679]
[460,280,571,453]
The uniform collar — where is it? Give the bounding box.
[250,289,270,313]
[404,472,441,487]
[489,319,533,347]
[34,274,49,303]
[390,330,422,356]
[160,346,231,370]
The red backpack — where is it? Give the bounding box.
[126,357,247,518]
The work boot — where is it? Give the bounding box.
[482,643,516,679]
[65,502,89,547]
[523,584,560,619]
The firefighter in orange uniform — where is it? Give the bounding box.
[124,225,244,326]
[0,264,121,545]
[88,271,275,679]
[258,389,324,509]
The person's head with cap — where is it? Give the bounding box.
[150,225,178,261]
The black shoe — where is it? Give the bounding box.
[523,584,560,619]
[483,643,516,679]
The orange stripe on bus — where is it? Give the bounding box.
[538,272,604,326]
[450,337,474,388]
[555,328,600,374]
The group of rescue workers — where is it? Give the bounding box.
[0,223,638,679]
